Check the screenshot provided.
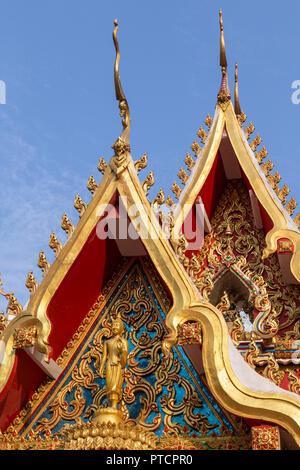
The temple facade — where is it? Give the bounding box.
[0,12,299,451]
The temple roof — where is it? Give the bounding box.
[0,12,300,446]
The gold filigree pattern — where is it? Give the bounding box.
[13,326,38,349]
[61,213,75,238]
[134,152,148,174]
[97,156,107,175]
[74,193,87,218]
[171,181,182,200]
[177,167,189,185]
[142,170,154,196]
[49,232,63,257]
[197,126,207,144]
[87,175,98,195]
[204,114,213,130]
[251,425,280,450]
[184,153,195,171]
[191,139,201,157]
[37,251,50,277]
[25,270,39,294]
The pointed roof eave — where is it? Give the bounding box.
[224,101,300,282]
[173,106,225,234]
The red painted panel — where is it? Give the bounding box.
[0,350,46,432]
[199,150,226,219]
[47,231,121,360]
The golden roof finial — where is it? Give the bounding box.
[217,10,231,107]
[234,62,242,116]
[112,19,131,149]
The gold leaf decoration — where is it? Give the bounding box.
[204,113,213,129]
[267,171,281,190]
[285,196,297,216]
[191,139,201,157]
[61,213,75,238]
[74,193,87,218]
[166,195,175,208]
[277,184,290,205]
[142,170,154,196]
[255,146,268,164]
[261,158,274,176]
[249,134,262,152]
[134,152,148,174]
[237,111,247,127]
[177,167,189,185]
[49,232,63,257]
[25,270,39,294]
[87,175,98,194]
[197,126,207,144]
[244,122,255,140]
[97,156,107,175]
[184,153,195,171]
[171,181,182,199]
[37,251,50,277]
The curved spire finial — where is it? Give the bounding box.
[234,62,242,116]
[112,19,131,147]
[217,10,231,108]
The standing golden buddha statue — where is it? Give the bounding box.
[94,314,129,425]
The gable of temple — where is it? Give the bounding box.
[0,12,299,450]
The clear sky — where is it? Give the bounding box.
[0,0,300,310]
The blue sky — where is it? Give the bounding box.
[0,0,300,310]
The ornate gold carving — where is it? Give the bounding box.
[191,139,201,157]
[13,326,38,349]
[0,312,7,334]
[249,134,261,152]
[177,322,202,346]
[184,152,195,171]
[0,277,23,316]
[166,195,175,208]
[134,152,148,174]
[230,317,244,347]
[255,146,268,164]
[216,291,231,315]
[286,196,297,216]
[151,188,165,209]
[251,425,280,450]
[261,158,273,176]
[278,239,293,253]
[74,193,87,218]
[112,19,131,152]
[287,369,300,395]
[294,212,300,228]
[237,111,247,127]
[277,184,290,205]
[87,175,98,195]
[244,122,255,140]
[60,421,156,450]
[177,167,189,185]
[204,114,213,130]
[97,156,107,175]
[267,170,281,190]
[37,251,50,277]
[25,270,38,294]
[244,341,268,369]
[61,213,75,238]
[197,126,207,144]
[141,170,154,196]
[49,232,63,257]
[171,181,182,199]
[263,354,284,387]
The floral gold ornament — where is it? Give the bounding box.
[25,270,39,295]
[277,183,290,205]
[285,196,297,216]
[97,156,107,175]
[13,326,38,349]
[177,322,202,346]
[191,139,201,157]
[267,171,281,190]
[61,213,75,238]
[184,152,195,171]
[151,187,165,210]
[255,146,268,164]
[177,167,189,185]
[171,181,182,199]
[37,251,50,277]
[244,121,255,140]
[204,114,213,129]
[251,425,280,450]
[134,152,148,174]
[87,175,98,194]
[74,193,87,218]
[142,170,154,196]
[197,126,207,144]
[261,158,274,176]
[249,134,262,152]
[166,195,175,208]
[49,232,63,257]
